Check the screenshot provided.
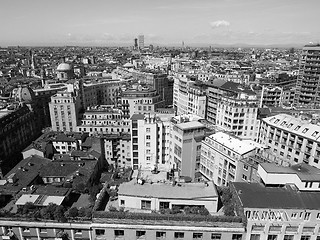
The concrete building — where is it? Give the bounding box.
[173,74,207,118]
[49,90,80,132]
[118,180,219,214]
[76,105,130,135]
[294,44,320,108]
[121,86,165,118]
[56,63,74,81]
[138,35,144,49]
[258,113,320,167]
[259,86,283,107]
[216,84,259,141]
[130,113,174,171]
[172,116,206,180]
[200,132,266,186]
[232,181,320,240]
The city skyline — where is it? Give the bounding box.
[1,0,320,47]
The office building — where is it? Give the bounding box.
[294,44,320,108]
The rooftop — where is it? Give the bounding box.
[118,180,217,200]
[175,121,205,131]
[260,162,320,182]
[208,132,257,155]
[233,182,320,210]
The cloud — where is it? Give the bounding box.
[210,20,230,28]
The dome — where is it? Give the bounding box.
[14,86,35,103]
[57,63,72,71]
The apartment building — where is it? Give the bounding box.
[200,132,265,186]
[121,86,165,118]
[258,114,320,167]
[259,86,283,107]
[232,181,320,240]
[294,44,320,107]
[216,86,259,141]
[49,91,80,132]
[76,105,130,135]
[130,113,174,171]
[173,74,207,118]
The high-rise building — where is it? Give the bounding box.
[294,44,320,108]
[134,38,138,50]
[138,35,144,49]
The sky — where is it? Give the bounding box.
[1,0,320,47]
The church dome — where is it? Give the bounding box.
[57,63,72,71]
[14,86,35,103]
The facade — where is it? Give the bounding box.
[0,104,41,173]
[200,132,264,186]
[76,106,130,136]
[294,44,320,108]
[56,63,74,81]
[0,217,245,240]
[173,74,207,118]
[138,35,144,49]
[232,181,320,240]
[258,114,320,167]
[130,114,174,171]
[172,116,206,180]
[259,86,283,107]
[49,91,80,132]
[121,87,165,118]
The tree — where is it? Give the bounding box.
[54,205,67,222]
[67,207,78,218]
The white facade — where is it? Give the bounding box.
[200,132,261,186]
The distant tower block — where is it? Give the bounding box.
[134,38,138,50]
[138,35,144,49]
[182,41,185,49]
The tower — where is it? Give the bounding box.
[138,35,144,50]
[294,44,320,108]
[134,38,138,50]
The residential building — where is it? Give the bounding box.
[200,132,267,186]
[215,85,259,140]
[259,86,283,107]
[294,44,320,108]
[49,90,80,132]
[258,113,320,167]
[138,35,144,49]
[76,105,130,135]
[130,113,174,171]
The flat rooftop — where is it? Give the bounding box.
[233,182,320,210]
[175,121,205,130]
[208,132,256,155]
[260,162,320,182]
[118,181,217,200]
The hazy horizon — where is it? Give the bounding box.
[1,0,320,47]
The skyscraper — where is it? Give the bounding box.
[138,35,144,49]
[294,44,320,108]
[134,38,138,50]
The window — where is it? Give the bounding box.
[146,142,150,147]
[301,236,311,240]
[250,234,260,240]
[22,227,30,232]
[243,165,248,171]
[39,228,47,233]
[193,233,203,239]
[175,232,184,239]
[95,229,105,235]
[211,234,221,239]
[232,234,242,240]
[75,230,82,235]
[291,212,298,219]
[317,212,320,220]
[146,135,151,140]
[115,230,124,236]
[146,156,151,161]
[146,128,150,132]
[156,232,166,239]
[136,231,146,238]
[159,202,170,209]
[141,200,151,209]
[283,235,294,240]
[267,235,277,240]
[242,174,247,181]
[302,128,309,133]
[304,212,311,220]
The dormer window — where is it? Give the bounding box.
[302,128,309,133]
